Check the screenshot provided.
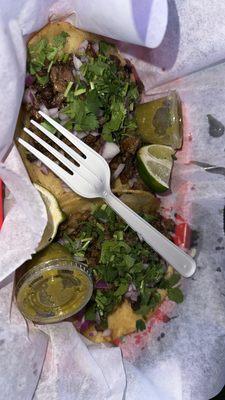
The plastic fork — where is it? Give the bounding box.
[18,111,196,277]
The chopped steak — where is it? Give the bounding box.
[50,63,74,93]
[83,134,104,153]
[120,136,141,155]
[120,157,136,184]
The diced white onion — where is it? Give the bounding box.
[101,142,120,162]
[90,132,100,137]
[73,54,82,70]
[78,40,89,53]
[102,328,112,337]
[39,104,49,115]
[48,107,59,118]
[23,88,36,105]
[59,112,69,122]
[93,42,99,53]
[73,131,89,139]
[113,163,125,180]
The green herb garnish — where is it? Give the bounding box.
[62,205,183,327]
[60,42,140,140]
[28,32,69,85]
[167,287,184,303]
[136,319,146,331]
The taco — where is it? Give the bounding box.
[17,22,182,343]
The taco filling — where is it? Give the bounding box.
[17,22,183,343]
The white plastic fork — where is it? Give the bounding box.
[18,111,196,277]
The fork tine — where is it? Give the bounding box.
[18,137,72,183]
[38,111,103,160]
[27,122,102,187]
[23,127,78,174]
[18,137,95,198]
[30,119,85,166]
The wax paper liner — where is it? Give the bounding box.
[114,92,192,360]
[0,180,3,229]
[1,1,225,400]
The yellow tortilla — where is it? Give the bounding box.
[16,21,171,343]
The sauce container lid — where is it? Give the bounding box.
[15,243,93,323]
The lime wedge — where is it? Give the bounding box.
[137,144,175,193]
[135,91,183,149]
[34,183,66,252]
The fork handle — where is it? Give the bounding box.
[105,192,196,277]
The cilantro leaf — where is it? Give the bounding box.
[99,41,114,55]
[41,121,56,134]
[167,287,184,303]
[136,319,146,331]
[85,89,102,114]
[114,282,129,296]
[36,75,49,86]
[85,305,96,321]
[100,240,131,264]
[76,113,99,131]
[160,273,181,289]
[28,32,69,85]
[102,100,126,134]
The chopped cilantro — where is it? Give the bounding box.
[63,234,92,261]
[41,121,57,134]
[61,205,183,327]
[27,34,140,139]
[102,100,126,136]
[85,304,96,321]
[160,273,181,289]
[136,319,146,331]
[167,287,184,303]
[99,40,114,55]
[64,81,73,97]
[28,32,69,85]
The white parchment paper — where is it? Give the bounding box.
[0,1,225,399]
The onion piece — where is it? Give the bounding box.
[80,55,88,64]
[102,328,112,337]
[113,163,125,180]
[39,104,49,115]
[73,131,89,139]
[80,319,92,332]
[59,112,69,122]
[101,142,120,162]
[23,88,36,105]
[125,283,138,302]
[73,54,82,70]
[94,280,111,290]
[25,74,35,86]
[93,42,99,53]
[48,107,59,118]
[128,177,138,188]
[78,40,89,53]
[90,132,100,137]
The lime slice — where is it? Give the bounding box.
[137,144,175,193]
[34,184,66,252]
[135,91,183,149]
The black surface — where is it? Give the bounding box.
[211,385,225,399]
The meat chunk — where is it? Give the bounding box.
[50,64,74,93]
[83,134,104,153]
[120,136,140,155]
[120,157,136,184]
